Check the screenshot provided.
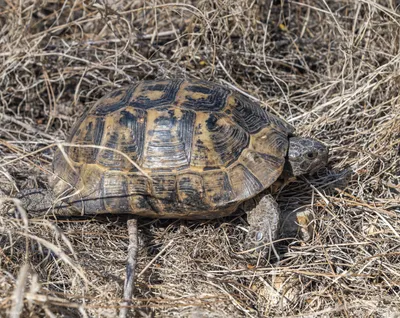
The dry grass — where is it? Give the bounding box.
[1,0,399,317]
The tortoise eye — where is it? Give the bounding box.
[305,151,317,159]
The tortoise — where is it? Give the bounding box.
[22,79,328,316]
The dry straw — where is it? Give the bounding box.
[0,0,399,317]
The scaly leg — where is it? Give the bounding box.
[244,194,280,256]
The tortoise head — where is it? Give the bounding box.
[287,137,329,176]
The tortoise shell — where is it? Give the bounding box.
[51,79,294,219]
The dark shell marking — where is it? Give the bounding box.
[51,79,294,219]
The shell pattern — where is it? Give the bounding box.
[52,79,294,219]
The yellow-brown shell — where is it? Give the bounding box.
[52,79,294,219]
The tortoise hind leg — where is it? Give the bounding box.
[244,194,280,259]
[17,188,55,212]
[119,218,139,318]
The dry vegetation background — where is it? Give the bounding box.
[0,0,399,317]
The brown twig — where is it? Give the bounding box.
[119,218,139,318]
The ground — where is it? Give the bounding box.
[0,0,399,317]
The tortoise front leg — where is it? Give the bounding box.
[119,218,139,318]
[244,194,280,258]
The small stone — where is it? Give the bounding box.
[254,272,301,313]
